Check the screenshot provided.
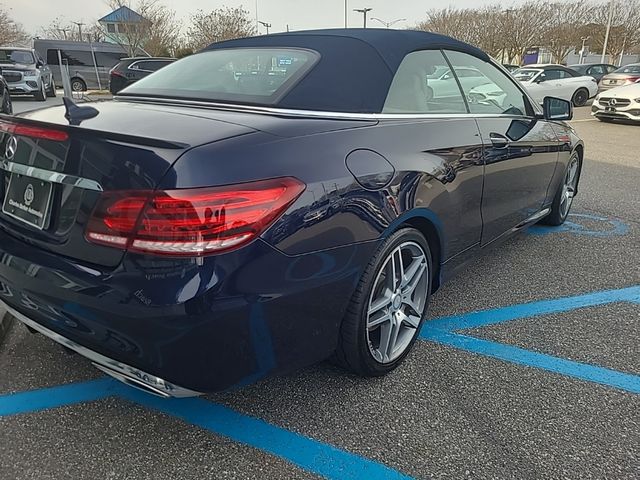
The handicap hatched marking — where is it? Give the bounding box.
[0,379,414,480]
[527,213,629,237]
[420,285,640,394]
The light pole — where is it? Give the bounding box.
[601,0,615,63]
[72,21,85,42]
[579,36,590,64]
[344,0,348,28]
[258,21,272,35]
[370,17,406,28]
[353,8,373,28]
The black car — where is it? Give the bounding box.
[109,57,175,94]
[0,68,12,114]
[568,63,617,82]
[0,30,583,396]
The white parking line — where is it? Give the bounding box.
[571,119,598,123]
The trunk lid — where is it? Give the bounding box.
[0,102,257,267]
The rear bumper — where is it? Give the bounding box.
[0,228,375,393]
[3,301,200,397]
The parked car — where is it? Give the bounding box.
[598,63,640,92]
[513,64,598,106]
[567,63,617,82]
[425,65,490,100]
[109,57,176,94]
[34,39,133,92]
[0,29,583,397]
[0,69,12,114]
[0,47,56,101]
[591,82,640,123]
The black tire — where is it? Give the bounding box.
[46,77,57,97]
[541,151,581,226]
[1,88,12,114]
[34,81,46,101]
[333,227,432,377]
[70,78,86,92]
[572,88,589,107]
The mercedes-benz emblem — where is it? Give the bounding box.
[610,98,617,106]
[4,135,17,160]
[24,184,34,207]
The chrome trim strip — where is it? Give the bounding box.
[0,161,103,192]
[2,301,202,398]
[116,95,534,122]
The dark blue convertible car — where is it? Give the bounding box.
[0,30,582,396]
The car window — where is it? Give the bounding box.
[444,50,529,116]
[383,50,467,114]
[613,64,640,74]
[513,69,541,82]
[542,69,565,81]
[121,48,319,106]
[589,65,605,75]
[0,49,35,65]
[131,60,173,72]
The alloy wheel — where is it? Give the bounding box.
[366,241,429,364]
[560,154,580,218]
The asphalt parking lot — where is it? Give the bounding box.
[0,105,638,479]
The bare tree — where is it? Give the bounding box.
[40,18,105,42]
[543,2,594,63]
[102,0,181,56]
[187,7,256,51]
[0,6,29,46]
[587,0,640,61]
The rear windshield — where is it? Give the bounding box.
[120,48,319,105]
[613,64,640,74]
[0,49,35,65]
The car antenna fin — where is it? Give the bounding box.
[63,96,99,125]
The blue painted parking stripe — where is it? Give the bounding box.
[422,329,640,394]
[423,285,640,332]
[120,388,414,480]
[0,378,119,416]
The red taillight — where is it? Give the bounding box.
[0,120,69,142]
[85,177,306,256]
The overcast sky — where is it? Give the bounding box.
[6,0,532,36]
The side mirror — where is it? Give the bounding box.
[36,60,44,68]
[535,75,545,84]
[543,97,573,121]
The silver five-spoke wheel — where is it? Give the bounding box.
[560,154,579,219]
[366,241,429,364]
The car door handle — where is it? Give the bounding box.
[489,133,510,149]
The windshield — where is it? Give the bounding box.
[0,49,35,65]
[512,69,541,81]
[121,48,319,105]
[613,64,640,74]
[568,65,587,74]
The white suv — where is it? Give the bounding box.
[0,47,56,101]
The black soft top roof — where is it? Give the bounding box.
[205,29,490,113]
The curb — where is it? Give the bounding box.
[0,309,14,345]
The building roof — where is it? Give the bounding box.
[205,29,490,113]
[99,6,146,24]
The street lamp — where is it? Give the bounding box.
[344,0,348,28]
[258,20,272,35]
[579,36,590,64]
[601,0,615,63]
[353,8,373,28]
[370,17,406,28]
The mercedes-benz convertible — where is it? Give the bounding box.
[0,30,583,396]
